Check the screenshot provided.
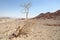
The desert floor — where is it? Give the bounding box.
[0,19,60,40]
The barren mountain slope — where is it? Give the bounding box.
[34,10,60,19]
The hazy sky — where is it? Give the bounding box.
[0,0,60,18]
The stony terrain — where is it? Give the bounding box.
[0,10,60,40]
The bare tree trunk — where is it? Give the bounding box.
[26,12,28,21]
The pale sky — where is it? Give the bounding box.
[0,0,60,18]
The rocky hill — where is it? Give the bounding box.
[34,10,60,19]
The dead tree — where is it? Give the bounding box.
[21,2,31,21]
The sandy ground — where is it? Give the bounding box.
[0,19,60,40]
